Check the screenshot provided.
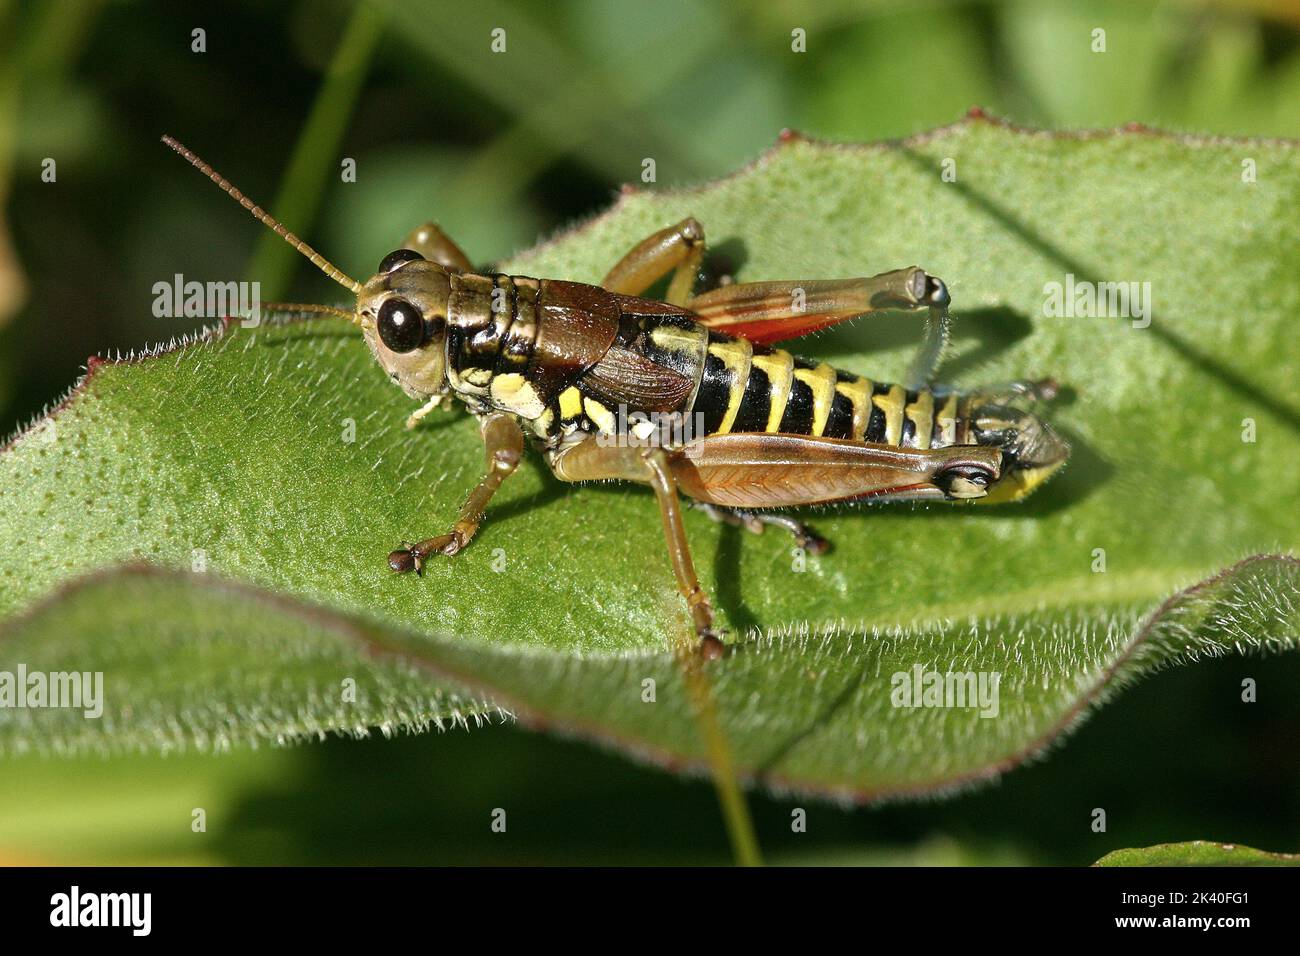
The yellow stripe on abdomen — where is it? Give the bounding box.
[935,393,958,447]
[751,349,795,432]
[835,376,873,440]
[905,389,935,449]
[872,384,906,446]
[707,337,753,435]
[794,362,839,436]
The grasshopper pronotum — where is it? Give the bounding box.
[164,136,1068,658]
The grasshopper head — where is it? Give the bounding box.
[965,400,1069,504]
[356,250,452,400]
[161,136,453,402]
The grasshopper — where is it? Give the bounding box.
[164,136,1068,658]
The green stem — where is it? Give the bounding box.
[679,645,763,867]
[704,707,764,867]
[246,0,385,300]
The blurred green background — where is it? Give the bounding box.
[1,0,1298,864]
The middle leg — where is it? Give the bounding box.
[550,438,724,657]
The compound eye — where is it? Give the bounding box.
[934,463,995,500]
[377,248,425,274]
[377,297,426,353]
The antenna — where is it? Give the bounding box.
[161,135,362,296]
[258,302,363,324]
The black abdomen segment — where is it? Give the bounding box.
[690,330,961,449]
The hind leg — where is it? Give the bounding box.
[601,218,706,305]
[690,502,829,554]
[684,269,951,386]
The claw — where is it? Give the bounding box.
[699,631,726,661]
[388,548,419,574]
[388,531,465,574]
[797,530,831,556]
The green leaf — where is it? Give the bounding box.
[1096,841,1300,867]
[2,116,1298,799]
